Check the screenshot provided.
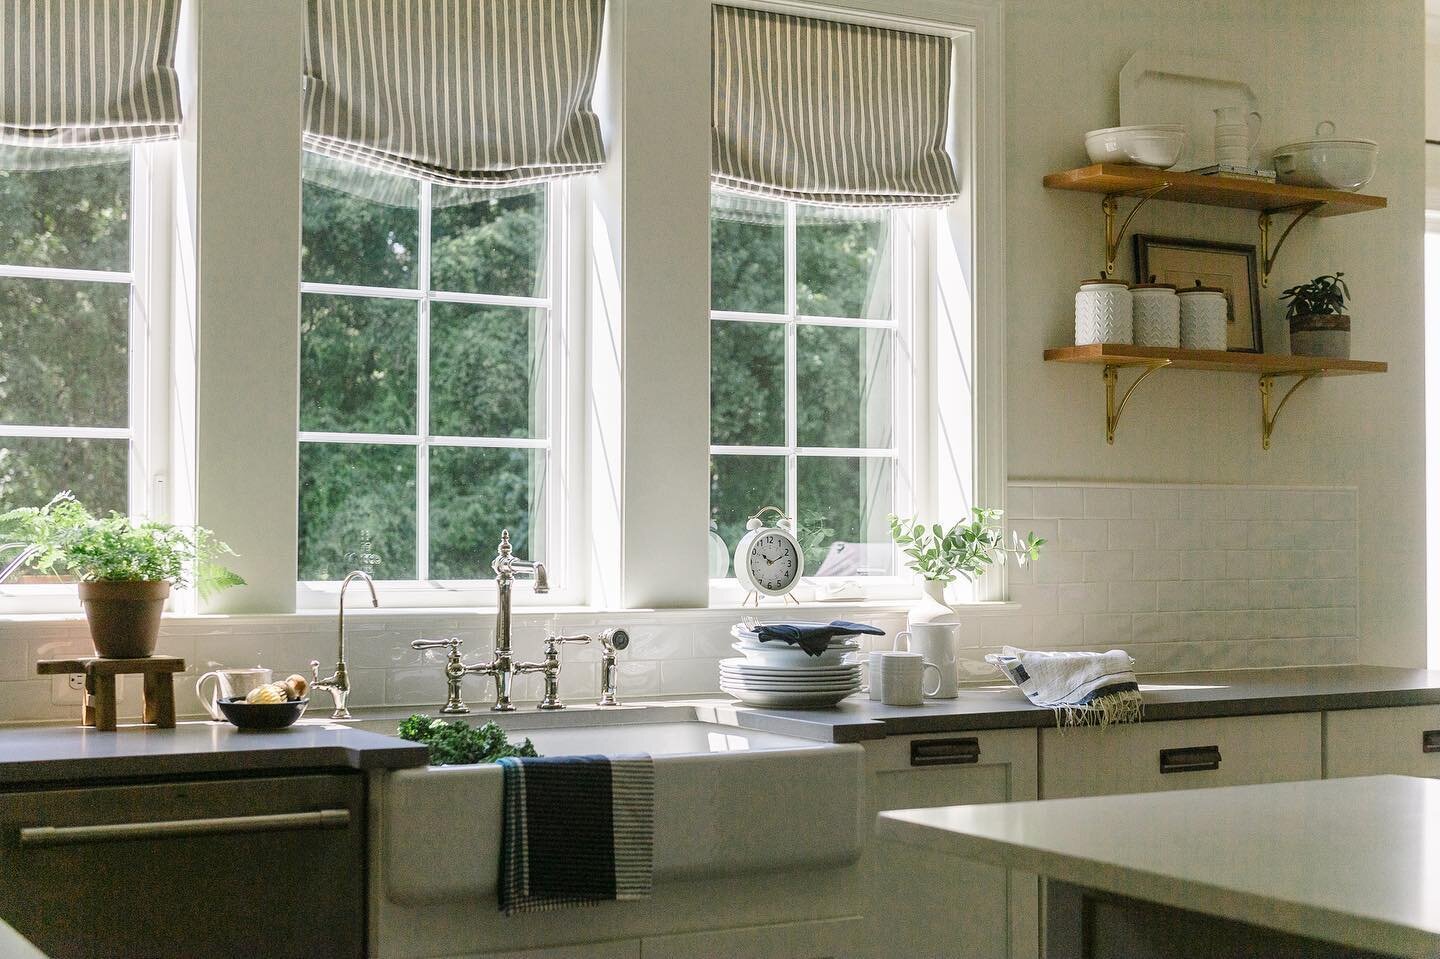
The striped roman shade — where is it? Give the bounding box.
[712,5,960,208]
[0,0,182,148]
[303,0,607,188]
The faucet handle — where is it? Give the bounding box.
[412,637,463,653]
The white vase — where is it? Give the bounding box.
[909,579,957,626]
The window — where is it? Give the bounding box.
[0,146,160,527]
[297,157,563,587]
[708,191,911,583]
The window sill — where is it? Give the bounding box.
[0,599,1021,628]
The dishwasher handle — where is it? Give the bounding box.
[18,809,351,848]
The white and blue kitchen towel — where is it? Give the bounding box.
[984,646,1142,727]
[497,754,654,915]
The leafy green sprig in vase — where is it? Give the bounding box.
[888,509,1045,624]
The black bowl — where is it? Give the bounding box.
[216,696,308,730]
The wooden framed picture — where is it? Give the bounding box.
[1133,235,1263,353]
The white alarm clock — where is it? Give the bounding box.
[734,507,804,606]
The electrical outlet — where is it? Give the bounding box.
[51,675,83,706]
[68,673,85,691]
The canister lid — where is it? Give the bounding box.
[1132,274,1177,291]
[1079,276,1131,288]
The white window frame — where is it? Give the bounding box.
[295,176,586,609]
[707,198,919,604]
[0,144,175,614]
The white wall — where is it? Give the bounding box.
[1006,0,1428,666]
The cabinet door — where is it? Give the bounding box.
[0,774,365,959]
[1324,706,1440,779]
[481,943,640,959]
[642,917,863,959]
[861,729,1039,959]
[1040,713,1320,800]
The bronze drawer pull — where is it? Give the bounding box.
[1159,745,1221,774]
[1423,730,1440,754]
[911,737,981,767]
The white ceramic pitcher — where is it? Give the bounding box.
[906,622,960,699]
[1213,106,1262,167]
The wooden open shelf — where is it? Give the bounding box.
[1043,345,1387,449]
[1044,344,1387,376]
[1042,164,1387,217]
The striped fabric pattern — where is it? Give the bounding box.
[712,5,960,208]
[0,0,182,147]
[497,754,654,915]
[303,0,607,188]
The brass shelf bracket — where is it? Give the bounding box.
[1259,371,1319,450]
[1258,203,1323,288]
[1103,361,1171,445]
[1102,184,1170,275]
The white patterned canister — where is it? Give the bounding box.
[1178,283,1228,351]
[1130,282,1180,347]
[1074,277,1132,345]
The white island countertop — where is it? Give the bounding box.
[878,775,1440,959]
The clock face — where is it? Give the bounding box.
[747,532,799,593]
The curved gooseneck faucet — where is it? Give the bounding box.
[0,544,41,585]
[310,570,379,719]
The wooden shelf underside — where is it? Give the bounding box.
[1044,344,1387,376]
[1042,164,1387,217]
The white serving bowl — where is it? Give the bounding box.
[1271,138,1377,191]
[1084,124,1187,168]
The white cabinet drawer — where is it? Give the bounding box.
[1324,705,1440,779]
[1040,713,1321,799]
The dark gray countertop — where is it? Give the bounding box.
[720,666,1440,743]
[0,719,427,787]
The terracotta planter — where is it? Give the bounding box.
[1289,313,1350,359]
[78,581,170,658]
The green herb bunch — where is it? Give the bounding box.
[397,715,540,766]
[887,509,1045,586]
[1280,272,1349,321]
[0,492,244,598]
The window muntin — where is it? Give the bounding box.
[0,148,143,526]
[297,161,557,585]
[708,191,906,582]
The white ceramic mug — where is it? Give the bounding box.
[876,652,942,706]
[906,623,960,700]
[195,667,272,720]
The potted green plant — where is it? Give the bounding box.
[1281,272,1351,359]
[0,493,245,658]
[888,509,1045,625]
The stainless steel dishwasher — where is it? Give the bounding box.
[0,772,365,958]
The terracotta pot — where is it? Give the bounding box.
[78,581,170,658]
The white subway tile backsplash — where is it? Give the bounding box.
[1033,486,1086,518]
[1108,519,1155,549]
[1006,485,1034,518]
[1008,584,1058,615]
[1083,488,1131,518]
[1004,481,1358,672]
[1058,519,1110,552]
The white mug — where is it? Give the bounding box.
[876,652,942,706]
[906,623,960,700]
[195,667,272,720]
[869,631,925,701]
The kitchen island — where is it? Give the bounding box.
[879,775,1440,958]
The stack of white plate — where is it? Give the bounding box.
[721,626,863,708]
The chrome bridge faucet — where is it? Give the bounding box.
[411,531,629,712]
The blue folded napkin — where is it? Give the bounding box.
[497,754,654,915]
[748,620,885,657]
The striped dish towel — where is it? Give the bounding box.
[496,754,654,915]
[984,646,1143,727]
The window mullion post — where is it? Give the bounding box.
[785,201,799,523]
[417,180,433,581]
